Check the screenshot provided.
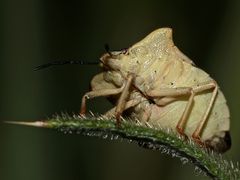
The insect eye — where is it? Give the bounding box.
[130,46,148,56]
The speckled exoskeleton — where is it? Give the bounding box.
[80,28,231,153]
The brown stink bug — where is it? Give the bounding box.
[79,28,231,153]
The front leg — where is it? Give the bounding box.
[80,74,134,126]
[80,85,124,115]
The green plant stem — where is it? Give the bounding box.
[7,114,240,179]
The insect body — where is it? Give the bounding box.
[80,28,231,153]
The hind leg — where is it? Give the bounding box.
[146,80,217,145]
[191,82,218,144]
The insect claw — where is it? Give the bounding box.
[80,105,86,116]
[192,135,205,147]
[176,126,188,140]
[79,113,86,119]
[115,113,122,127]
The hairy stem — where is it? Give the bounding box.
[7,114,240,179]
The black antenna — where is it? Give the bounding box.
[104,44,113,56]
[34,60,99,71]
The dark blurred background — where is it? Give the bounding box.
[1,0,240,180]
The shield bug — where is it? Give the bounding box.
[79,28,231,153]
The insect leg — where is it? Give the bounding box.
[191,81,218,143]
[80,85,124,115]
[147,82,217,142]
[104,99,141,117]
[176,81,217,142]
[142,103,153,122]
[147,87,192,97]
[147,87,194,137]
[155,97,177,106]
[176,90,195,137]
[115,75,134,125]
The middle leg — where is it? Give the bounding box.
[115,75,134,125]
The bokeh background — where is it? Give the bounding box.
[1,0,240,179]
